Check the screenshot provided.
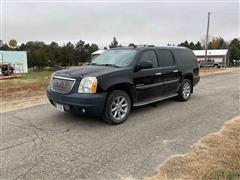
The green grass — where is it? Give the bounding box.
[0,70,55,89]
[21,70,54,80]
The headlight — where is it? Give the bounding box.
[78,77,97,93]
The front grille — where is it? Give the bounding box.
[51,76,76,94]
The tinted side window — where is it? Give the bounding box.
[157,50,175,67]
[139,50,158,68]
[174,50,197,68]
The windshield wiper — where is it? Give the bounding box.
[98,64,120,68]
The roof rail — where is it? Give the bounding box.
[129,44,155,48]
[112,45,156,48]
[146,45,155,47]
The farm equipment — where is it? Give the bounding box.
[0,63,15,76]
[0,63,24,79]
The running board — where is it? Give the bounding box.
[133,93,178,107]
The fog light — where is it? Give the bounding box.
[82,108,86,113]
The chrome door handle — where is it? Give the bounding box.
[155,72,162,75]
[173,70,179,73]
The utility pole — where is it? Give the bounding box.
[204,12,210,63]
[0,53,3,65]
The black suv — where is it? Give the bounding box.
[47,46,200,124]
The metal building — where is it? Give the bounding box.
[0,51,28,73]
[193,49,229,66]
[91,50,106,59]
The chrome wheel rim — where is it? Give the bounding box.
[182,82,191,99]
[111,96,128,121]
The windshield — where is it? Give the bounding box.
[90,50,136,67]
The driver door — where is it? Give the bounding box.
[133,50,164,103]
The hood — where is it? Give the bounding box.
[53,65,122,79]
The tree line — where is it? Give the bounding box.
[177,37,240,65]
[178,37,229,50]
[0,36,239,68]
[0,40,99,68]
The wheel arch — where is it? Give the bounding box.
[213,63,220,68]
[107,83,134,106]
[182,73,193,93]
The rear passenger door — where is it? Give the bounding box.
[156,49,181,96]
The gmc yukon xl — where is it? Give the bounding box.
[47,46,200,124]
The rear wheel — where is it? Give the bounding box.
[103,90,131,125]
[178,79,192,101]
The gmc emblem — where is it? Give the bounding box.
[55,81,66,88]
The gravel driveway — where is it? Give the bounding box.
[1,71,239,180]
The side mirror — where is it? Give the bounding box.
[135,61,153,71]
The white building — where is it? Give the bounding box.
[193,49,229,66]
[0,51,28,73]
[91,50,106,59]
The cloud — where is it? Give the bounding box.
[2,1,239,47]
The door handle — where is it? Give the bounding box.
[172,70,179,73]
[155,72,162,75]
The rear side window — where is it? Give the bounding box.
[139,50,158,68]
[157,50,175,67]
[174,50,197,68]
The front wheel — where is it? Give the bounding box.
[178,79,192,101]
[103,90,131,125]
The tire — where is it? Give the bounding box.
[213,64,219,68]
[178,79,192,101]
[103,90,131,125]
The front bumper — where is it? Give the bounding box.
[47,86,107,116]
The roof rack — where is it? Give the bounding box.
[128,44,155,48]
[137,45,155,47]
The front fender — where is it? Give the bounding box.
[99,75,134,91]
[97,69,134,91]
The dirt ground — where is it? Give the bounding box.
[0,72,51,113]
[199,67,239,77]
[0,81,48,112]
[0,67,239,113]
[1,91,48,113]
[147,116,240,180]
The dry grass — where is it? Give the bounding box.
[200,67,239,77]
[147,116,240,180]
[0,70,53,112]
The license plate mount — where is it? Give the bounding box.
[56,103,64,112]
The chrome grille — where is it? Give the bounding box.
[51,76,76,94]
